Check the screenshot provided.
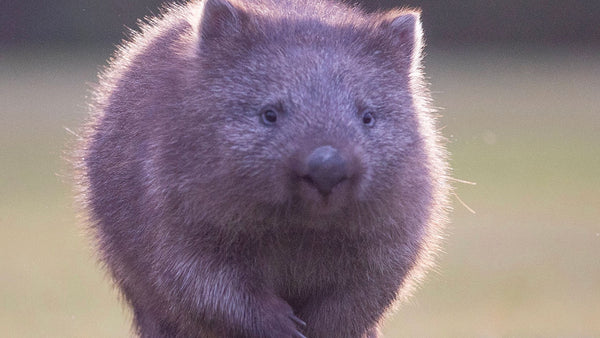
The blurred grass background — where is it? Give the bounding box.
[1,0,599,336]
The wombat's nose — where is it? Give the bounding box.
[304,145,348,196]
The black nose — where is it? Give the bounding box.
[304,145,348,196]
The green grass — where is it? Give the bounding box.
[1,46,598,337]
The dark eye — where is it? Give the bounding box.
[261,109,278,125]
[362,111,375,127]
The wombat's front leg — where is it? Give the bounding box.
[297,287,393,338]
[134,290,305,338]
[191,281,306,337]
[132,249,306,338]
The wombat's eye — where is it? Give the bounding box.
[261,109,278,125]
[362,111,375,127]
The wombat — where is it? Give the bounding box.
[77,0,450,337]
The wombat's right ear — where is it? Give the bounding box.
[199,0,244,41]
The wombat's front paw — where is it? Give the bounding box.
[257,295,306,338]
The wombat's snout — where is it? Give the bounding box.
[303,145,349,196]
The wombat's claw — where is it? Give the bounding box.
[294,329,307,338]
[290,314,306,327]
[289,314,307,337]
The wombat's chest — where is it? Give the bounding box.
[253,229,369,295]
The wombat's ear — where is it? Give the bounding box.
[199,0,244,41]
[383,10,424,70]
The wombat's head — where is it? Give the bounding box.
[164,0,444,226]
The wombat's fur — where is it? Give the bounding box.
[77,0,449,337]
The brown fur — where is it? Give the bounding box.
[76,0,450,337]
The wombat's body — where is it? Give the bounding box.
[78,0,449,336]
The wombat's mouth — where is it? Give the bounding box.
[301,174,348,198]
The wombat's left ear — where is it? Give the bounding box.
[383,10,424,70]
